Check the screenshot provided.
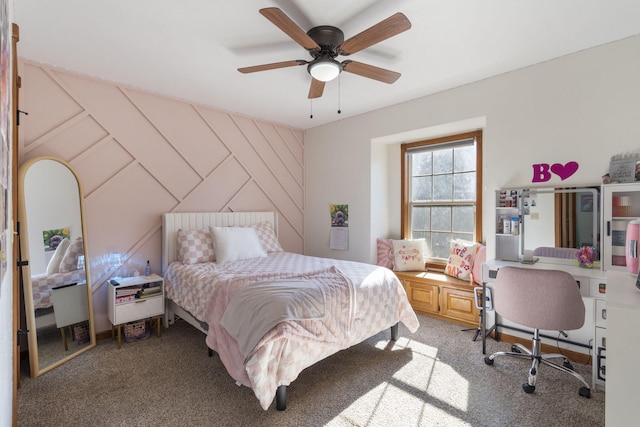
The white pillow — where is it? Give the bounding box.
[392,239,426,271]
[212,226,268,263]
[46,237,71,274]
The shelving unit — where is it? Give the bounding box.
[495,189,522,261]
[602,182,640,272]
[107,274,164,349]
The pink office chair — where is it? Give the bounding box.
[484,266,591,398]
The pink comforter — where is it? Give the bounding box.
[165,252,419,410]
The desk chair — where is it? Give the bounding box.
[484,266,591,398]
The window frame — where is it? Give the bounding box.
[401,130,483,270]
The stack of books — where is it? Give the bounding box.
[115,287,139,304]
[138,282,162,299]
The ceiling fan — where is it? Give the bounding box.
[238,7,411,99]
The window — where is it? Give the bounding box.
[401,131,482,267]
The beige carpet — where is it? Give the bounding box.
[18,314,604,426]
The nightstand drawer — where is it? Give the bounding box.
[113,296,164,324]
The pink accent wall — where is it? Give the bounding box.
[18,60,304,331]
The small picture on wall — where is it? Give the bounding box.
[330,204,349,227]
[609,158,638,183]
[43,227,70,251]
[580,194,593,212]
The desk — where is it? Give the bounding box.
[481,259,607,389]
[605,270,640,425]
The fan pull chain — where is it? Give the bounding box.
[337,76,342,114]
[310,99,313,119]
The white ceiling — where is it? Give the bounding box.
[13,0,640,130]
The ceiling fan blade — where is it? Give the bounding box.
[342,60,401,84]
[260,7,320,52]
[308,78,325,99]
[238,60,307,74]
[339,12,411,56]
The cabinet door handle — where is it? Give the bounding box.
[629,239,638,259]
[135,299,148,303]
[601,308,607,320]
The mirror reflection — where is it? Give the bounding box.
[19,157,95,377]
[498,186,600,265]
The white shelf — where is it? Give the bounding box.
[107,274,165,348]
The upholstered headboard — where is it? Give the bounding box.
[161,211,278,274]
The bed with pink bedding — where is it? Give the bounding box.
[31,270,86,310]
[162,212,419,411]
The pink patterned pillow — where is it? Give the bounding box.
[376,238,394,269]
[445,239,478,280]
[472,244,486,284]
[58,237,84,273]
[177,228,215,264]
[251,222,283,253]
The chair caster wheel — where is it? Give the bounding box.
[563,360,574,370]
[579,387,591,398]
[511,345,521,353]
[522,383,535,393]
[484,356,494,365]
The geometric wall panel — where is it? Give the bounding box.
[18,60,304,332]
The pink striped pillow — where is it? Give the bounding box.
[472,244,486,284]
[376,238,394,269]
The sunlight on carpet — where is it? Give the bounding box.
[345,336,473,425]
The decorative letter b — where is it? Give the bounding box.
[532,163,551,182]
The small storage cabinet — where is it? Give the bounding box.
[395,271,479,327]
[108,274,164,348]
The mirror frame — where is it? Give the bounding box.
[18,156,96,378]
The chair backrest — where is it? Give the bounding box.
[494,266,585,331]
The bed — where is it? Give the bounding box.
[31,236,86,311]
[162,211,419,410]
[31,270,86,310]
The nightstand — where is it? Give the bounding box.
[107,274,164,349]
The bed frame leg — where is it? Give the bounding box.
[276,385,287,411]
[391,323,399,341]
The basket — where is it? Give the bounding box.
[124,320,151,342]
[74,322,90,344]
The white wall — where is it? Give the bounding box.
[305,35,640,263]
[1,1,14,425]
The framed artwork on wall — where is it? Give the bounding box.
[609,158,640,183]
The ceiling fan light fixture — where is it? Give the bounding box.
[308,59,341,82]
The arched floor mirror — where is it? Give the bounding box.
[18,156,96,378]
